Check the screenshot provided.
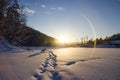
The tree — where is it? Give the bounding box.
[0,0,11,45]
[0,0,27,46]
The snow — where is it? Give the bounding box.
[53,48,120,80]
[96,44,116,48]
[111,40,120,44]
[0,48,120,80]
[0,36,11,51]
[0,37,22,51]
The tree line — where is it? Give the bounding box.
[78,33,120,47]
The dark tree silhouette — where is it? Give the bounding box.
[0,0,27,46]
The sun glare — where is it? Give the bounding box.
[57,36,69,44]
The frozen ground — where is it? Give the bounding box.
[0,48,120,80]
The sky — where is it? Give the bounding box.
[19,0,120,42]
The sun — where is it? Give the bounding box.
[57,36,69,44]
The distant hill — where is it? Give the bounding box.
[12,25,58,46]
[0,25,58,47]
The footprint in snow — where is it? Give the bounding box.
[33,74,43,80]
[50,71,62,80]
[65,61,76,66]
[31,49,61,80]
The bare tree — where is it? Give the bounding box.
[0,0,27,46]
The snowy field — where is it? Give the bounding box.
[0,48,120,80]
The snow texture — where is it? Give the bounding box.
[31,49,62,80]
[0,48,120,80]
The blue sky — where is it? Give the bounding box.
[19,0,120,42]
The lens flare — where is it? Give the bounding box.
[82,15,97,48]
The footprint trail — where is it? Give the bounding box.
[31,49,62,80]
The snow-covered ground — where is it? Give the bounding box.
[111,40,120,45]
[0,47,120,80]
